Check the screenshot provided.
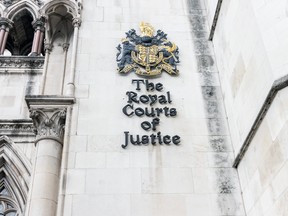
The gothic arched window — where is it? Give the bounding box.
[6,9,35,56]
[0,136,32,216]
[0,181,19,216]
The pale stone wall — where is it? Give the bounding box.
[0,71,42,119]
[3,0,288,215]
[61,0,245,215]
[207,0,288,215]
[208,0,288,156]
[0,61,41,214]
[237,87,288,216]
[0,57,43,163]
[203,0,218,33]
[208,0,272,154]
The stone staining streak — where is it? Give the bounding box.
[219,178,235,194]
[29,108,66,144]
[206,101,219,118]
[197,55,216,72]
[210,136,228,152]
[187,0,243,214]
[216,169,237,194]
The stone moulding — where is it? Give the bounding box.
[233,74,288,168]
[0,135,32,214]
[0,56,44,73]
[208,0,223,41]
[29,108,67,144]
[0,119,35,136]
[25,95,76,108]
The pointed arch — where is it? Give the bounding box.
[6,1,39,21]
[40,0,81,43]
[0,4,5,17]
[41,1,76,45]
[0,136,32,215]
[6,8,35,55]
[51,15,73,44]
[39,1,82,95]
[41,0,79,19]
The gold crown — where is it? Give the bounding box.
[121,38,129,42]
[139,22,154,37]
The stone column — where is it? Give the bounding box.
[40,43,53,94]
[0,17,13,55]
[30,18,45,56]
[66,18,81,96]
[25,96,75,216]
[61,43,70,94]
[28,108,65,216]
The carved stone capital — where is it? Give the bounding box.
[32,17,45,32]
[0,17,13,31]
[62,43,70,52]
[29,108,67,144]
[25,95,75,144]
[72,18,81,28]
[44,42,53,53]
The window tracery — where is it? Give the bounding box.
[0,199,18,216]
[0,136,32,216]
[0,180,20,216]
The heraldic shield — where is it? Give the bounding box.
[116,22,180,77]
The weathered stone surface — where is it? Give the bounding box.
[4,0,288,215]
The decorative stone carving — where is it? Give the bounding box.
[0,17,13,30]
[0,0,42,7]
[0,56,44,69]
[62,43,70,51]
[34,0,43,6]
[44,42,53,53]
[77,2,83,15]
[1,0,14,7]
[72,17,81,28]
[0,120,35,136]
[29,108,67,144]
[32,17,45,33]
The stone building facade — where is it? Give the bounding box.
[0,0,287,216]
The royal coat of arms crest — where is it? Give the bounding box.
[116,22,180,77]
